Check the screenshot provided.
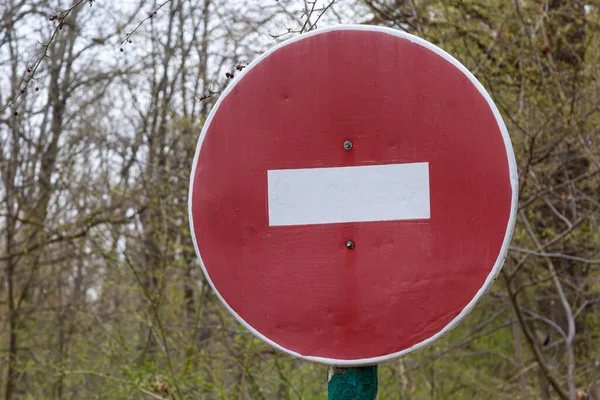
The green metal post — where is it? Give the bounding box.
[328,366,378,400]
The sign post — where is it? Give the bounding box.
[189,25,517,396]
[328,366,378,400]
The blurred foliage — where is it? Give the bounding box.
[1,0,599,399]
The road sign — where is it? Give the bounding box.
[189,25,518,366]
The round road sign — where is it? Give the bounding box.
[189,25,518,365]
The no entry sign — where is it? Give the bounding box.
[189,25,518,365]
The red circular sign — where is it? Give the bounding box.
[189,25,517,365]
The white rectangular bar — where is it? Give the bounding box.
[267,162,430,226]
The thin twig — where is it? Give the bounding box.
[1,0,88,113]
[120,0,173,46]
[509,247,600,265]
[306,0,336,32]
[519,210,577,399]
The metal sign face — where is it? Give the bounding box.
[189,25,518,365]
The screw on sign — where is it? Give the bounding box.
[188,25,518,399]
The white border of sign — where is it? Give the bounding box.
[188,24,519,366]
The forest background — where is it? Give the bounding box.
[1,0,599,399]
